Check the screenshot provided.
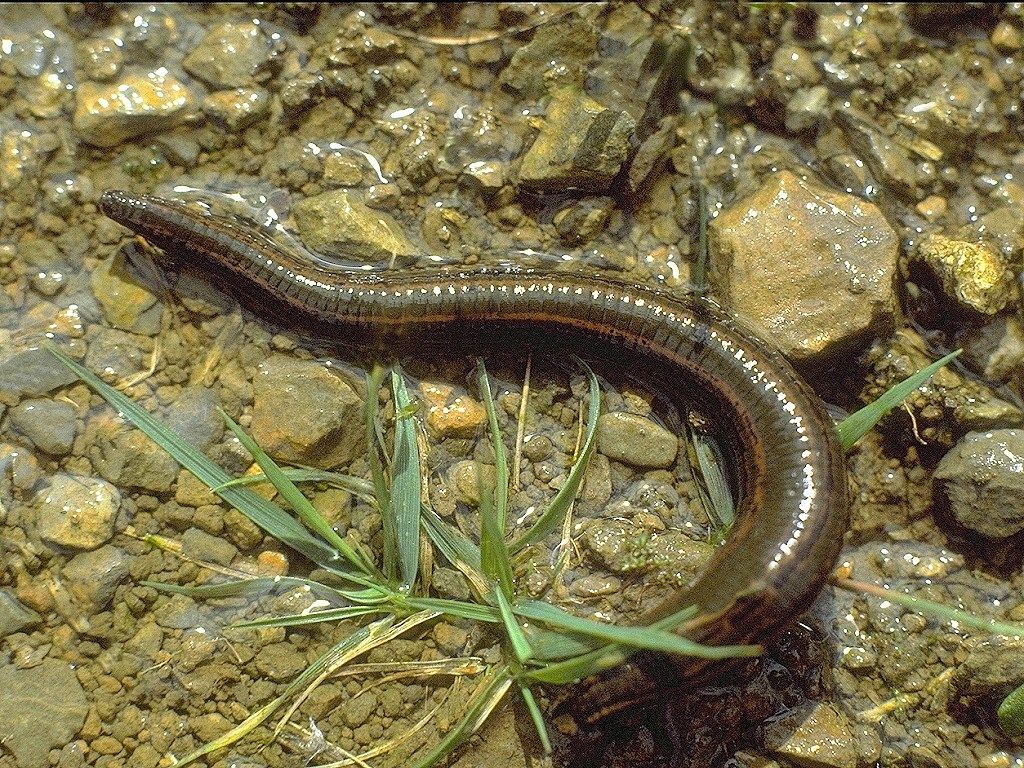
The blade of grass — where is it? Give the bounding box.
[140,576,340,600]
[49,348,341,568]
[999,682,1024,737]
[514,599,758,659]
[213,467,375,503]
[511,361,601,552]
[685,427,735,531]
[221,410,379,577]
[526,644,629,684]
[231,604,384,629]
[837,349,961,450]
[404,596,500,623]
[390,371,422,592]
[517,681,551,754]
[476,360,509,528]
[478,477,514,600]
[420,505,482,572]
[494,588,532,663]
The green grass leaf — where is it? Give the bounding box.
[213,466,375,503]
[231,604,384,629]
[477,360,509,528]
[48,348,345,569]
[837,349,961,450]
[420,505,482,573]
[514,599,758,659]
[495,588,532,663]
[478,475,515,600]
[511,361,601,552]
[517,681,551,754]
[221,409,379,577]
[140,576,338,600]
[390,371,422,592]
[403,596,500,623]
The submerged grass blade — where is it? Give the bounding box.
[837,350,961,450]
[222,411,378,576]
[514,599,758,659]
[213,467,375,503]
[511,362,601,551]
[686,427,735,531]
[140,576,336,600]
[420,505,482,572]
[477,360,509,528]
[390,371,422,592]
[231,604,384,629]
[49,349,340,567]
[999,681,1024,737]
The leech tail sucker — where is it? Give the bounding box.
[98,189,850,723]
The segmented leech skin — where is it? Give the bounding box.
[99,189,850,723]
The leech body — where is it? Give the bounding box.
[99,189,849,722]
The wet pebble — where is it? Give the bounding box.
[959,316,1024,387]
[0,348,76,400]
[92,420,179,493]
[292,189,416,263]
[250,354,364,469]
[914,233,1018,315]
[933,429,1024,538]
[568,573,621,598]
[74,69,198,148]
[432,622,469,655]
[8,397,76,456]
[202,87,271,132]
[342,691,379,728]
[90,254,163,335]
[431,566,471,601]
[0,660,89,768]
[450,459,496,507]
[75,37,123,82]
[597,411,677,468]
[62,545,131,609]
[421,382,486,439]
[181,526,237,566]
[518,87,635,192]
[951,636,1024,723]
[761,701,857,768]
[182,21,276,89]
[710,170,897,363]
[33,473,120,550]
[0,588,41,637]
[164,387,223,452]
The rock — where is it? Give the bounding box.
[90,254,163,334]
[0,444,42,491]
[82,328,149,380]
[250,355,365,469]
[959,316,1024,387]
[341,691,378,728]
[62,545,131,609]
[951,636,1024,714]
[762,701,857,768]
[421,382,486,439]
[934,429,1024,539]
[76,37,123,82]
[554,197,615,244]
[992,21,1023,53]
[432,622,469,655]
[898,74,990,156]
[8,398,76,455]
[582,518,714,582]
[92,421,179,493]
[518,87,636,192]
[834,108,921,200]
[431,566,471,601]
[182,21,276,89]
[0,348,76,400]
[569,573,621,597]
[461,160,505,196]
[291,190,416,263]
[860,329,1022,444]
[449,705,528,768]
[0,660,89,768]
[450,460,497,507]
[74,69,198,148]
[0,589,41,637]
[597,412,677,468]
[914,233,1017,315]
[202,87,271,132]
[710,170,898,363]
[175,470,220,507]
[164,387,223,452]
[34,474,120,551]
[498,14,597,98]
[181,527,237,566]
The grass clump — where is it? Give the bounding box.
[50,342,1005,763]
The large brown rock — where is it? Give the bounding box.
[710,170,898,363]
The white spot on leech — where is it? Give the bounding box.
[635,298,645,307]
[514,285,526,295]
[448,285,455,295]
